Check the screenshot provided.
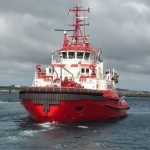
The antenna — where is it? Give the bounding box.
[76,16,88,19]
[99,40,101,50]
[54,29,75,32]
[68,6,90,45]
[55,6,90,48]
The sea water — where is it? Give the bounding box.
[0,92,150,150]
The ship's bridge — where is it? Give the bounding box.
[59,50,94,64]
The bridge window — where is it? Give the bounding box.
[68,52,75,59]
[77,52,84,59]
[81,68,85,73]
[84,52,90,60]
[86,68,89,73]
[49,68,54,74]
[62,52,67,59]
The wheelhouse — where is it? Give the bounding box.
[60,51,92,61]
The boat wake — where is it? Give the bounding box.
[38,122,58,129]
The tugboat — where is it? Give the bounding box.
[19,6,129,122]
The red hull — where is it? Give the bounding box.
[20,95,128,122]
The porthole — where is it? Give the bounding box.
[76,106,83,111]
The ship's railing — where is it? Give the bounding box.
[52,58,93,64]
[52,58,61,63]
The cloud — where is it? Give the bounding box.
[87,0,150,89]
[0,0,150,90]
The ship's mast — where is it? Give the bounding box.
[69,6,90,45]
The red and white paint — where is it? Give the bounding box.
[20,6,129,122]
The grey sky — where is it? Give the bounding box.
[0,0,150,91]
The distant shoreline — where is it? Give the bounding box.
[117,89,150,97]
[0,87,150,97]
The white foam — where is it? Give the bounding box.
[19,124,56,137]
[77,125,89,129]
[19,130,39,137]
[38,122,56,130]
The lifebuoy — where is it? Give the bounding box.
[67,81,78,87]
[89,65,95,70]
[54,78,60,83]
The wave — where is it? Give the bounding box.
[0,135,19,144]
[129,111,150,115]
[19,126,56,137]
[77,125,89,129]
[19,130,39,137]
[0,130,40,144]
